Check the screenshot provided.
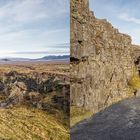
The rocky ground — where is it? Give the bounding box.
[71,97,140,140]
[0,62,70,140]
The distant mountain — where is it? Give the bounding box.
[40,55,70,60]
[0,55,70,62]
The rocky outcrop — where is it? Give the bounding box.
[0,71,70,113]
[70,0,137,113]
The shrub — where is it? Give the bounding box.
[129,70,140,90]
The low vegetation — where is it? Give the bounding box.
[0,107,69,140]
[129,75,140,90]
[128,68,140,91]
[0,62,70,140]
[70,106,93,127]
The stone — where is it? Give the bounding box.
[136,89,140,97]
[70,0,138,114]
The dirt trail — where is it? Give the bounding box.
[71,97,140,140]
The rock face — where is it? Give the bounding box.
[133,45,140,74]
[70,0,136,113]
[71,97,140,140]
[0,71,70,114]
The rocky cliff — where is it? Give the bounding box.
[70,0,138,113]
[0,70,70,114]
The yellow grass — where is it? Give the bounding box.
[129,75,140,89]
[0,62,70,139]
[0,107,69,140]
[70,106,93,127]
[129,68,140,90]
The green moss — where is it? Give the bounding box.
[129,75,140,89]
[128,68,140,90]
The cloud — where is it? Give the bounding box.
[0,0,69,58]
[0,47,69,59]
[118,13,140,24]
[0,28,69,50]
[11,50,69,55]
[0,0,69,23]
[43,43,70,48]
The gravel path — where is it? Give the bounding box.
[71,97,140,140]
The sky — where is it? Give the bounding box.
[0,0,69,58]
[89,0,140,45]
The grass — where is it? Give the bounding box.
[0,63,69,77]
[129,75,140,89]
[70,106,93,127]
[0,107,69,140]
[0,63,70,139]
[128,68,140,90]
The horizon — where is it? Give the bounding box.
[0,0,69,59]
[0,54,70,60]
[90,0,140,45]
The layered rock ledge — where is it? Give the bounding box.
[70,0,140,114]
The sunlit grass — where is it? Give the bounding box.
[70,106,93,127]
[128,68,140,90]
[129,75,140,89]
[0,107,69,140]
[0,63,70,139]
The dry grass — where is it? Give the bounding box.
[0,62,70,140]
[41,92,70,127]
[0,63,69,76]
[70,106,93,127]
[0,107,69,140]
[129,69,140,90]
[129,75,140,90]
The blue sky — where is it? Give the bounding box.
[0,0,69,58]
[89,0,140,45]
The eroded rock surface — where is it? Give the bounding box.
[71,97,140,140]
[70,0,137,113]
[0,71,70,113]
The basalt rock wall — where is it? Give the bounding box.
[70,0,136,113]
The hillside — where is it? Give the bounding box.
[0,107,69,140]
[0,62,70,139]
